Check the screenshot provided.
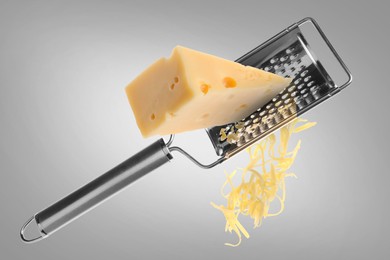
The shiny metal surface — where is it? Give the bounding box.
[206,17,352,158]
[20,216,43,243]
[23,139,172,241]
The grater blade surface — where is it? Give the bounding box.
[206,20,350,159]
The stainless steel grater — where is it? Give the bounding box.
[20,17,352,243]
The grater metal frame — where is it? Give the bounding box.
[183,17,352,165]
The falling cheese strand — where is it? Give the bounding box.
[211,118,316,247]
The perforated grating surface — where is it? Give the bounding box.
[206,27,337,158]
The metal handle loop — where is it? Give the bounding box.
[20,216,44,243]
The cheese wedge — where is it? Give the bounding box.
[125,46,292,137]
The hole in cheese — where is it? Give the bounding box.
[125,45,293,137]
[235,104,247,112]
[200,83,210,95]
[150,113,156,120]
[195,113,210,122]
[223,77,237,88]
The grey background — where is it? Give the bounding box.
[1,0,389,259]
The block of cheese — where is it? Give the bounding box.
[125,46,292,137]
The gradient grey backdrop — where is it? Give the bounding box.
[1,0,389,259]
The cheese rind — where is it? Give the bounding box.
[126,46,292,137]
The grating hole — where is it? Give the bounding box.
[282,93,289,99]
[284,98,291,104]
[291,91,298,97]
[274,113,282,123]
[266,104,273,109]
[288,85,296,92]
[278,109,288,118]
[259,110,266,116]
[275,101,282,107]
[261,116,270,124]
[310,85,319,92]
[300,70,309,77]
[259,122,267,131]
[307,81,315,87]
[304,93,314,102]
[311,87,320,97]
[237,137,245,147]
[284,61,291,67]
[244,125,253,134]
[270,58,278,64]
[286,47,295,54]
[274,65,280,70]
[301,89,308,94]
[297,84,305,90]
[280,55,289,62]
[237,127,244,133]
[294,78,302,85]
[267,118,275,127]
[244,132,252,140]
[290,105,297,113]
[264,66,271,71]
[269,108,276,114]
[304,76,312,82]
[294,96,305,104]
[290,54,298,60]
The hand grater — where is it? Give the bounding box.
[20,17,352,243]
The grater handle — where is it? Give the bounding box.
[20,138,172,243]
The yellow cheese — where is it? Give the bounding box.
[126,46,292,137]
[211,118,316,247]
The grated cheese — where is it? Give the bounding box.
[211,118,316,246]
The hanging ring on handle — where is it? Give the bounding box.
[20,216,44,243]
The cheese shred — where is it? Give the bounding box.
[211,118,316,246]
